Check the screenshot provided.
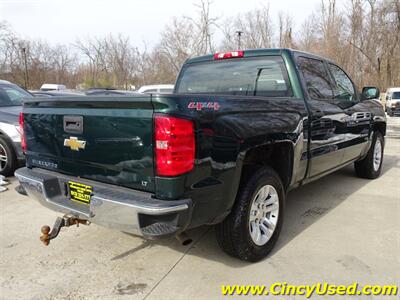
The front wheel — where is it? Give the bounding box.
[354,131,384,179]
[215,166,284,262]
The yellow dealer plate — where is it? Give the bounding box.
[68,181,92,205]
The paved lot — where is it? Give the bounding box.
[1,117,399,300]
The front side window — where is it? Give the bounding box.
[328,64,356,101]
[297,57,333,100]
[176,56,292,97]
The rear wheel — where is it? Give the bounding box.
[0,136,17,177]
[215,166,284,262]
[354,131,384,179]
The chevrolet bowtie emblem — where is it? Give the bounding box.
[64,137,86,151]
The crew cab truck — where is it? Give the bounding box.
[15,49,386,262]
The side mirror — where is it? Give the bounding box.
[361,86,380,101]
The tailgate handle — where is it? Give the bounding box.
[64,116,83,134]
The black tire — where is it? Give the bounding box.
[215,166,285,262]
[0,136,17,177]
[354,131,384,179]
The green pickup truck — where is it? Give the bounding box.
[15,49,386,262]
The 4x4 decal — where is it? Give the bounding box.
[188,101,220,111]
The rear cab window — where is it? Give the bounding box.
[176,56,292,97]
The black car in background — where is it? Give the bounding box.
[0,80,33,176]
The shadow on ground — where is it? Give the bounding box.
[111,152,399,267]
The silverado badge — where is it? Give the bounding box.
[64,137,86,151]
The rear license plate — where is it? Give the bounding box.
[68,181,92,205]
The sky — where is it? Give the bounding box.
[0,0,346,49]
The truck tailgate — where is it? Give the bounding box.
[23,96,155,192]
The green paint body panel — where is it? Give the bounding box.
[24,96,155,192]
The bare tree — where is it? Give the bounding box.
[74,37,108,87]
[297,14,319,52]
[156,0,219,79]
[158,17,196,74]
[185,0,218,54]
[278,12,295,48]
[220,5,274,50]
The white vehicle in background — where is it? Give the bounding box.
[138,84,174,94]
[40,84,67,91]
[385,87,400,116]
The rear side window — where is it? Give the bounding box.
[176,56,292,97]
[328,64,356,101]
[297,57,333,100]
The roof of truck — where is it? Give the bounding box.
[185,48,335,65]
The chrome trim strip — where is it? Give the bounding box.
[92,195,188,215]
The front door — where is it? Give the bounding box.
[326,63,371,163]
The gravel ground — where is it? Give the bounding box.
[1,116,399,300]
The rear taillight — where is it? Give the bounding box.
[154,115,195,176]
[19,112,27,153]
[214,50,244,60]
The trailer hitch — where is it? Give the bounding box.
[40,215,90,246]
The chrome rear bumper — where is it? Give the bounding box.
[15,167,192,238]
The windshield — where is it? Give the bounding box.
[0,85,32,107]
[176,56,292,97]
[391,92,400,99]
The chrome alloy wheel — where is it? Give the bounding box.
[249,185,279,246]
[373,138,382,171]
[0,143,7,172]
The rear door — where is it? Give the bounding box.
[296,56,347,177]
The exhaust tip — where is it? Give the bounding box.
[181,238,193,246]
[176,232,192,246]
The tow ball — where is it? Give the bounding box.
[40,215,90,246]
